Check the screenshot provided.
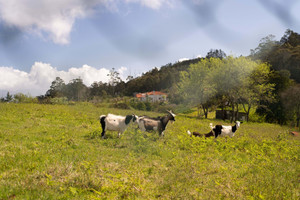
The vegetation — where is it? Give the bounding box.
[2,29,299,127]
[0,103,299,199]
[177,57,274,121]
[250,30,300,125]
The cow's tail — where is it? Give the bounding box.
[100,115,106,137]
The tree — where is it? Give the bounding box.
[5,92,13,102]
[46,77,65,98]
[250,34,277,61]
[280,29,300,47]
[251,30,300,83]
[108,68,122,96]
[206,49,227,59]
[108,68,121,86]
[178,58,220,118]
[178,56,275,121]
[240,62,275,121]
[281,84,300,127]
[65,78,89,101]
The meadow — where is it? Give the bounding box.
[0,103,299,199]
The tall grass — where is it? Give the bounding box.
[0,103,299,199]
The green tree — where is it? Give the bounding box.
[240,62,275,121]
[5,92,13,102]
[178,57,275,121]
[108,68,122,96]
[281,84,300,127]
[256,70,293,124]
[65,78,89,101]
[46,77,66,98]
[178,58,220,118]
[206,49,227,59]
[250,34,277,61]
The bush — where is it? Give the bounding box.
[50,97,69,105]
[111,102,130,110]
[13,93,38,103]
[136,101,146,111]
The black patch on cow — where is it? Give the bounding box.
[213,125,223,138]
[100,116,106,137]
[232,124,237,133]
[125,115,133,125]
[205,131,215,137]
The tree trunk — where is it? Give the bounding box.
[221,105,225,121]
[296,109,300,127]
[231,103,235,123]
[202,104,208,119]
[242,103,251,122]
[235,103,239,121]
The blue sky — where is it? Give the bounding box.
[0,0,299,96]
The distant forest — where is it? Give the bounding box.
[2,29,299,126]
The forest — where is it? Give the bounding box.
[2,29,300,127]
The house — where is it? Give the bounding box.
[135,91,167,102]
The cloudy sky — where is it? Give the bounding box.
[0,0,299,96]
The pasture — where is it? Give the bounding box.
[0,103,299,199]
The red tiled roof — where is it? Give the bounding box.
[146,91,167,96]
[136,91,167,98]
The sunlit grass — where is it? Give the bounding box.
[0,103,299,199]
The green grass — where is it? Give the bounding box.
[0,103,299,199]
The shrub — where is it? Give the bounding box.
[50,97,69,105]
[136,101,146,111]
[111,102,130,110]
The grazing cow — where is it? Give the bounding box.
[137,110,176,136]
[99,114,137,138]
[187,121,241,138]
[210,121,241,138]
[187,130,214,137]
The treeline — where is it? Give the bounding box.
[40,50,224,102]
[250,29,300,126]
[4,29,299,126]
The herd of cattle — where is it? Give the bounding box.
[99,110,241,139]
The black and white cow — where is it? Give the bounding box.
[99,114,137,138]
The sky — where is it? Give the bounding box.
[0,0,299,97]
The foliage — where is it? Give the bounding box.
[0,103,299,199]
[177,57,274,121]
[281,84,300,127]
[206,49,227,59]
[250,29,300,83]
[0,92,13,102]
[13,93,38,103]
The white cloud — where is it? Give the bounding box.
[178,58,189,62]
[0,0,92,44]
[0,0,173,44]
[0,62,127,96]
[125,0,172,10]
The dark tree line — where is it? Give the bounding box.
[37,30,300,127]
[250,29,300,125]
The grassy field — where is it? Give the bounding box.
[0,103,299,199]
